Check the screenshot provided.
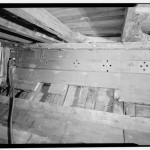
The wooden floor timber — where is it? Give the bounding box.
[0,83,150,144]
[14,67,150,105]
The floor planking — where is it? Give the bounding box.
[0,82,150,144]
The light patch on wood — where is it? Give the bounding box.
[63,86,76,107]
[48,83,68,94]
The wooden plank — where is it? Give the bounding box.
[61,120,124,143]
[52,84,68,106]
[14,68,121,89]
[113,101,124,114]
[71,86,82,107]
[66,17,123,29]
[0,122,51,144]
[124,103,136,117]
[0,31,32,43]
[28,82,43,101]
[4,8,122,43]
[23,42,150,50]
[136,104,150,118]
[0,96,150,134]
[63,85,76,107]
[95,88,114,112]
[13,79,39,91]
[77,86,88,108]
[124,102,150,145]
[16,56,150,74]
[0,17,59,43]
[48,83,68,94]
[14,67,150,104]
[4,8,71,43]
[45,93,56,104]
[1,47,10,83]
[0,99,124,143]
[0,47,3,84]
[85,87,97,110]
[15,48,150,61]
[122,5,150,42]
[58,9,125,23]
[46,7,125,18]
[30,92,44,102]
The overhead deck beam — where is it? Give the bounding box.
[122,4,150,42]
[22,41,150,50]
[0,31,32,43]
[0,17,60,43]
[4,8,118,43]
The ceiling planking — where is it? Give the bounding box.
[0,7,126,43]
[46,7,125,37]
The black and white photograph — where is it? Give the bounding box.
[0,2,149,148]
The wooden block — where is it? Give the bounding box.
[48,83,68,94]
[113,101,124,114]
[77,86,88,108]
[85,87,97,110]
[63,85,76,107]
[52,85,68,106]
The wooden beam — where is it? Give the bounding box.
[0,95,150,134]
[4,8,81,43]
[4,8,119,43]
[22,41,150,50]
[0,17,60,43]
[0,31,32,43]
[13,68,150,105]
[122,5,150,42]
[0,118,52,144]
[15,50,150,74]
[0,96,124,143]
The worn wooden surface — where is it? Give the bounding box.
[122,5,150,42]
[0,17,59,43]
[23,42,150,50]
[0,95,150,134]
[0,95,125,144]
[15,48,150,74]
[124,102,150,145]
